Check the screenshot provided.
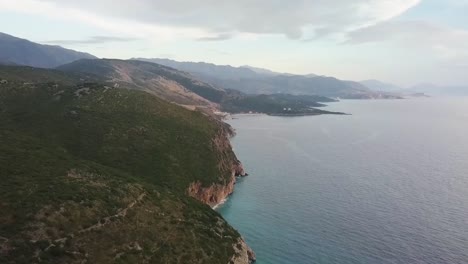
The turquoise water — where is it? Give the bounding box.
[218,98,468,264]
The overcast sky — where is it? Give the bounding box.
[1,0,467,86]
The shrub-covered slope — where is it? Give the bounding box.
[0,66,253,264]
[58,59,340,116]
[57,59,225,109]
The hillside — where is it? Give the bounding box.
[0,66,255,264]
[360,80,402,92]
[221,94,345,116]
[134,58,262,80]
[136,58,399,99]
[58,59,342,116]
[58,59,226,110]
[0,32,96,68]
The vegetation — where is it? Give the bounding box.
[0,66,241,263]
[56,59,345,116]
[57,59,225,107]
[221,93,345,115]
[136,58,401,99]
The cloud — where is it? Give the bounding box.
[44,36,138,45]
[346,20,468,55]
[5,0,421,40]
[196,34,232,42]
[0,0,208,41]
[345,20,468,84]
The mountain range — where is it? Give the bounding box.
[360,79,402,92]
[2,30,466,264]
[361,79,468,97]
[56,59,340,116]
[1,32,465,98]
[0,32,347,115]
[0,32,96,68]
[135,58,399,99]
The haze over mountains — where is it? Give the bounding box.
[0,32,96,68]
[360,80,402,92]
[136,58,398,99]
[0,32,466,98]
[0,19,467,263]
[406,84,468,96]
[0,33,348,262]
[58,59,224,109]
[361,79,468,96]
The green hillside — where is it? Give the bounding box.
[57,59,225,108]
[57,59,341,116]
[0,66,245,263]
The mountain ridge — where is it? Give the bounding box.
[360,79,402,92]
[136,58,399,99]
[57,58,343,116]
[57,59,223,110]
[0,32,96,68]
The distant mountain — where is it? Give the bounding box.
[0,32,96,68]
[239,65,296,76]
[407,83,468,96]
[56,59,338,116]
[360,80,402,92]
[209,72,395,99]
[0,58,18,66]
[58,59,224,109]
[239,65,314,77]
[136,58,399,99]
[135,58,261,80]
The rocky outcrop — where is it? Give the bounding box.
[233,159,247,177]
[230,238,256,264]
[186,154,247,207]
[187,176,236,207]
[187,122,255,263]
[187,122,247,207]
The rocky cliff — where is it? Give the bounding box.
[0,68,254,263]
[187,122,247,207]
[230,238,257,264]
[187,122,256,263]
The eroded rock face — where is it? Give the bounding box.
[188,123,247,206]
[187,159,247,207]
[233,159,247,177]
[230,238,257,264]
[187,123,256,263]
[187,176,236,207]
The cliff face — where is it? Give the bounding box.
[230,238,257,264]
[188,122,247,207]
[0,76,251,264]
[187,122,255,263]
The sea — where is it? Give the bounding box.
[218,97,468,264]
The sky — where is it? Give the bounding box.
[0,0,467,86]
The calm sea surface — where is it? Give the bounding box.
[218,98,468,264]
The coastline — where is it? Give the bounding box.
[186,118,256,263]
[220,119,256,263]
[228,110,347,118]
[212,197,228,210]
